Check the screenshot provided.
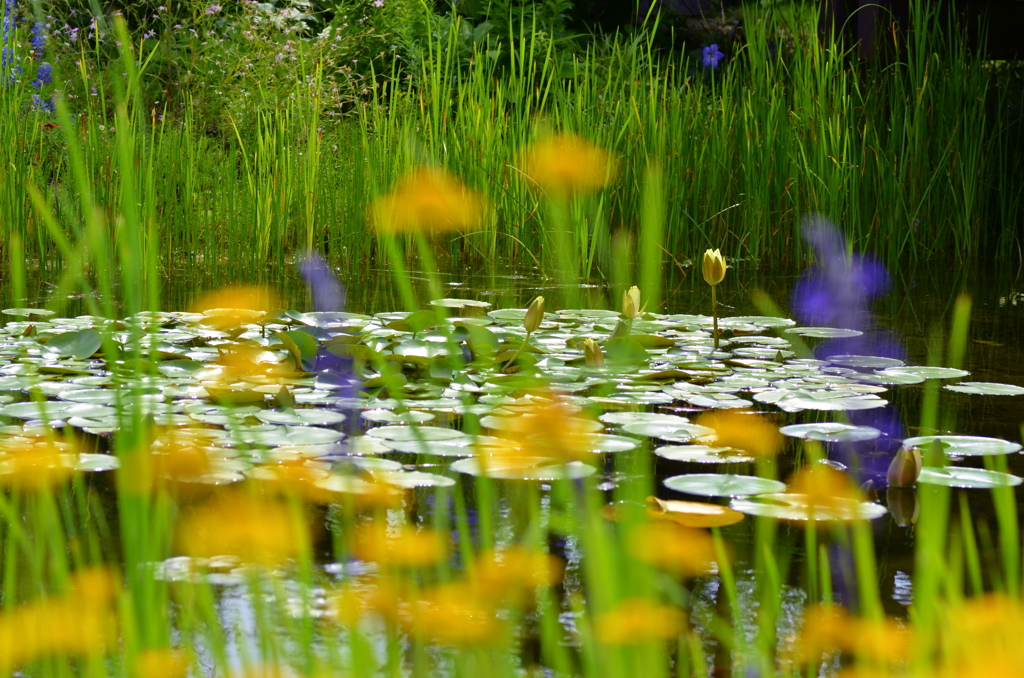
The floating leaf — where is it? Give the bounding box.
[367,426,467,442]
[902,435,1022,457]
[654,445,755,464]
[826,355,905,369]
[44,328,103,360]
[730,493,887,521]
[943,381,1024,396]
[645,497,745,527]
[3,308,56,317]
[663,474,786,498]
[916,466,1022,488]
[779,423,881,443]
[621,422,715,440]
[784,327,863,338]
[255,409,347,426]
[449,457,597,480]
[881,366,969,380]
[599,412,690,427]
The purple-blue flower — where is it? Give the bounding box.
[30,21,45,57]
[297,252,345,313]
[702,43,724,69]
[31,62,51,89]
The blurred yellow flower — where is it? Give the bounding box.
[790,604,910,665]
[0,437,77,491]
[695,410,781,458]
[787,465,863,508]
[520,133,616,196]
[628,522,718,577]
[593,598,686,645]
[331,576,403,626]
[132,648,188,678]
[406,582,503,646]
[473,546,563,605]
[369,167,487,234]
[479,392,597,467]
[177,492,310,564]
[192,285,279,331]
[355,524,446,568]
[0,567,118,673]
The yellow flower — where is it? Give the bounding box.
[369,167,487,234]
[786,465,863,508]
[628,522,718,577]
[583,337,604,368]
[702,249,726,286]
[177,492,310,564]
[695,410,781,458]
[355,524,446,569]
[524,295,546,334]
[192,285,279,331]
[520,133,616,196]
[132,649,188,678]
[0,568,118,673]
[472,546,563,605]
[479,391,597,467]
[593,598,686,645]
[0,437,77,491]
[622,285,641,320]
[789,604,910,665]
[405,582,503,646]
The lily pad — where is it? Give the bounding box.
[654,445,755,464]
[902,435,1022,457]
[361,409,435,424]
[373,470,456,488]
[449,457,597,480]
[754,389,888,413]
[621,422,716,440]
[366,426,466,442]
[826,355,905,369]
[44,329,103,360]
[881,366,969,380]
[730,493,888,521]
[599,412,690,427]
[943,381,1024,396]
[663,474,786,498]
[784,327,863,338]
[917,466,1023,488]
[646,497,746,527]
[255,409,347,426]
[779,423,881,443]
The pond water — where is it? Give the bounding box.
[4,252,1024,672]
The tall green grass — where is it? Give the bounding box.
[0,0,1019,305]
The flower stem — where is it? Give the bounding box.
[712,285,719,351]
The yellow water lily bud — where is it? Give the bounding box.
[886,445,922,488]
[583,337,604,367]
[702,249,726,286]
[524,296,545,334]
[622,286,640,320]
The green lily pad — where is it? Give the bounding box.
[654,445,755,464]
[917,466,1023,488]
[664,473,786,497]
[366,426,466,442]
[254,409,347,426]
[44,328,103,360]
[450,457,597,481]
[373,470,456,488]
[903,435,1022,457]
[0,401,117,420]
[784,327,863,338]
[361,409,435,424]
[599,412,690,427]
[943,382,1024,396]
[730,493,888,521]
[779,423,881,442]
[3,308,56,317]
[621,422,716,440]
[881,366,969,380]
[754,389,888,412]
[71,454,121,472]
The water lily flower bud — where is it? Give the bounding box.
[886,445,922,488]
[524,296,545,334]
[583,337,604,367]
[702,249,726,286]
[886,488,919,527]
[622,286,641,320]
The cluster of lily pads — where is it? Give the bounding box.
[0,299,1021,524]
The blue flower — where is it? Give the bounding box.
[31,61,50,88]
[29,21,44,57]
[702,43,725,69]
